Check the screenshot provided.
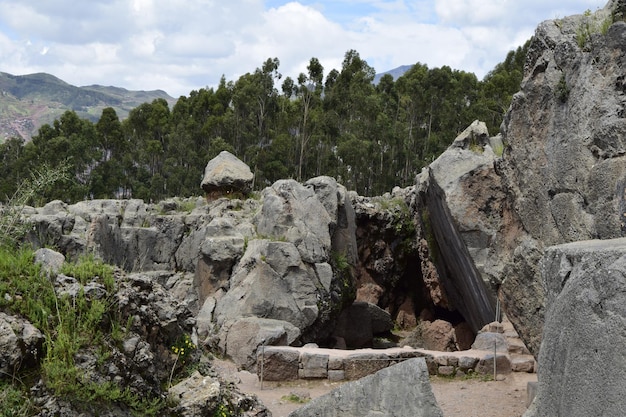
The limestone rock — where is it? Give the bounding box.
[306,176,359,267]
[168,370,270,417]
[332,302,393,348]
[219,317,300,371]
[255,179,332,263]
[471,332,509,353]
[495,3,626,355]
[525,238,626,416]
[415,132,500,331]
[257,346,300,381]
[0,312,43,375]
[421,319,457,352]
[201,151,254,196]
[213,240,322,332]
[33,247,65,275]
[288,358,443,417]
[476,354,512,375]
[168,371,222,416]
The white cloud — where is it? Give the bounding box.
[0,0,609,97]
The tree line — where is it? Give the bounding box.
[0,44,528,204]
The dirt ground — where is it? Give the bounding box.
[214,359,537,417]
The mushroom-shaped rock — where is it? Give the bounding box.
[201,151,254,197]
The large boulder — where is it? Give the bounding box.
[255,179,332,263]
[200,151,254,196]
[331,301,394,348]
[288,358,443,417]
[168,370,269,417]
[525,238,626,416]
[213,239,324,331]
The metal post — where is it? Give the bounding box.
[494,338,497,381]
[259,339,265,390]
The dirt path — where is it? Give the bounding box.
[214,359,536,417]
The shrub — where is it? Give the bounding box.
[0,163,68,248]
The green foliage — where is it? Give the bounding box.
[281,393,311,404]
[576,8,613,49]
[492,141,504,157]
[170,334,197,363]
[556,74,570,103]
[0,382,35,417]
[1,44,531,199]
[213,402,233,417]
[421,209,438,263]
[0,247,165,416]
[60,254,115,291]
[332,251,350,274]
[0,163,69,247]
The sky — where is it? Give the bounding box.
[0,0,609,98]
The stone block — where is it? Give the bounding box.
[438,365,455,376]
[328,357,344,370]
[472,332,509,352]
[527,381,538,408]
[511,355,536,373]
[328,370,345,381]
[344,354,390,380]
[257,347,300,381]
[476,354,511,375]
[435,355,448,366]
[508,338,531,355]
[458,355,479,371]
[300,352,329,379]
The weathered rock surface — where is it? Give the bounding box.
[525,238,626,416]
[414,121,499,333]
[0,312,43,375]
[288,358,443,417]
[33,247,65,275]
[168,370,269,417]
[494,2,626,355]
[218,317,301,371]
[20,176,359,369]
[201,150,254,196]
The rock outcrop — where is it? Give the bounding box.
[524,238,626,416]
[494,0,626,355]
[21,174,361,370]
[412,1,626,357]
[287,358,443,417]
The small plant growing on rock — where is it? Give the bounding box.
[168,334,197,387]
[556,73,570,103]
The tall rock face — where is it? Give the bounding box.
[495,0,626,355]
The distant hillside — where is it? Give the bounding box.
[0,72,176,141]
[373,65,413,84]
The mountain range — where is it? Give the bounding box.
[0,71,177,141]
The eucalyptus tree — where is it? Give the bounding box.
[294,57,324,181]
